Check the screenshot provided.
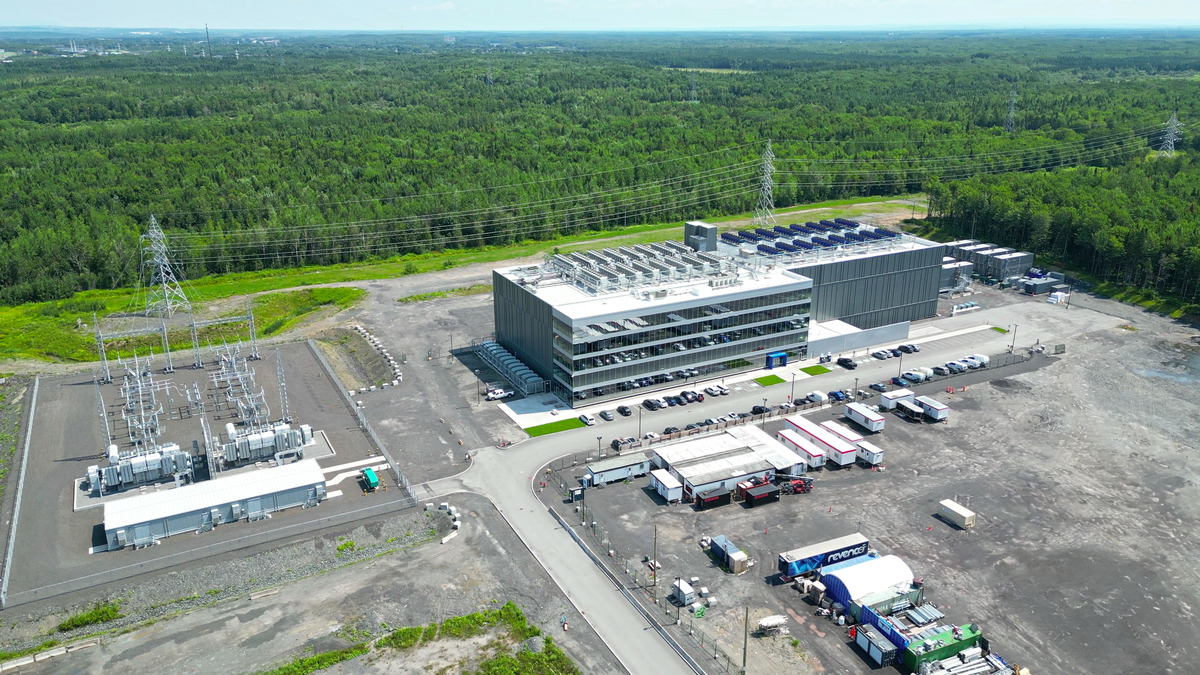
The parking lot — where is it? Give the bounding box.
[538,283,1200,674]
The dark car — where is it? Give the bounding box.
[737,412,753,419]
[642,399,660,411]
[681,391,698,403]
[828,391,847,402]
[610,436,636,450]
[836,357,858,370]
[598,410,615,421]
[664,426,680,434]
[674,395,688,406]
[685,423,701,430]
[890,376,910,387]
[897,344,915,354]
[889,348,903,357]
[751,405,772,414]
[870,382,888,392]
[665,396,677,407]
[616,405,632,417]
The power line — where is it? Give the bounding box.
[1158,112,1182,158]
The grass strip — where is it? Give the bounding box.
[800,365,831,376]
[255,643,369,675]
[753,374,785,386]
[525,418,586,437]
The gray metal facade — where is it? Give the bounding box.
[493,271,555,381]
[794,245,945,330]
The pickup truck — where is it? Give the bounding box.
[485,388,513,401]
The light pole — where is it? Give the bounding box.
[1009,324,1019,353]
[760,397,768,428]
[897,351,904,377]
[597,436,603,456]
[474,369,482,404]
[853,377,859,400]
[790,372,796,403]
[638,407,643,438]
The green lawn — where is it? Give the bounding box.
[753,374,786,386]
[800,365,831,376]
[991,326,1009,333]
[525,417,586,437]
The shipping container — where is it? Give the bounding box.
[777,533,870,578]
[938,499,976,529]
[844,402,885,433]
[878,389,914,410]
[695,486,731,510]
[855,626,899,667]
[914,396,949,421]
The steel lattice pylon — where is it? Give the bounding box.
[1158,112,1182,158]
[751,140,776,228]
[143,215,192,318]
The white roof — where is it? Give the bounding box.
[104,459,326,531]
[808,319,862,341]
[654,426,804,483]
[649,468,682,490]
[880,388,914,400]
[821,420,863,444]
[856,440,885,456]
[777,429,825,458]
[826,555,913,602]
[915,396,948,410]
[586,453,650,474]
[785,415,857,455]
[846,402,884,421]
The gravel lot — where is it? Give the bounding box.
[542,285,1200,675]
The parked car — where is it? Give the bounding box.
[827,391,847,402]
[663,426,680,434]
[656,398,671,409]
[617,405,633,417]
[903,370,927,383]
[685,423,701,430]
[485,388,513,401]
[642,399,660,411]
[610,436,636,450]
[778,401,795,410]
[970,353,991,367]
[889,348,903,357]
[598,410,615,421]
[578,414,596,426]
[908,343,921,352]
[890,376,909,387]
[703,417,722,426]
[681,391,698,403]
[704,386,722,396]
[716,384,731,395]
[869,382,888,392]
[643,432,660,441]
[871,350,890,360]
[665,396,677,407]
[751,404,772,415]
[960,357,982,370]
[945,362,966,374]
[836,357,858,369]
[807,391,828,403]
[932,365,950,376]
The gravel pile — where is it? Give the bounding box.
[0,509,452,654]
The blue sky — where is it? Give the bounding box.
[5,0,1199,32]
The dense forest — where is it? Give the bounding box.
[0,30,1197,304]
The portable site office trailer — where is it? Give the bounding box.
[776,429,825,470]
[939,499,976,529]
[104,459,327,551]
[649,468,683,503]
[821,420,863,446]
[856,440,885,466]
[844,403,885,433]
[914,396,949,421]
[584,454,651,487]
[785,415,858,467]
[878,389,914,410]
[896,400,925,420]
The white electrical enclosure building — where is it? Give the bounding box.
[104,459,327,550]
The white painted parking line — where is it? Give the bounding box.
[326,490,343,499]
[327,464,388,486]
[319,457,385,474]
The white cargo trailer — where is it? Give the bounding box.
[878,389,914,410]
[856,440,885,466]
[844,403,885,433]
[820,420,864,445]
[776,429,826,470]
[785,415,857,467]
[939,499,976,529]
[915,396,949,421]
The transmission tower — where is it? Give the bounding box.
[276,348,290,423]
[752,140,777,228]
[142,215,192,318]
[1158,111,1182,158]
[1004,85,1017,134]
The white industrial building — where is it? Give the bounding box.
[651,426,804,501]
[103,459,328,550]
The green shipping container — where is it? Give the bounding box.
[362,467,379,490]
[902,624,982,671]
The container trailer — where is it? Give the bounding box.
[915,396,949,421]
[844,402,885,433]
[776,429,826,469]
[777,533,870,578]
[821,419,864,445]
[878,389,915,410]
[856,440,885,466]
[785,415,858,467]
[939,499,975,529]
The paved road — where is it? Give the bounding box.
[411,308,1036,675]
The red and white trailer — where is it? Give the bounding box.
[821,420,864,446]
[844,402,885,433]
[776,429,826,470]
[785,415,858,467]
[856,440,885,466]
[915,396,949,421]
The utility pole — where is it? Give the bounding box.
[752,140,776,228]
[742,606,750,674]
[1158,111,1182,158]
[652,524,658,604]
[1009,324,1019,353]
